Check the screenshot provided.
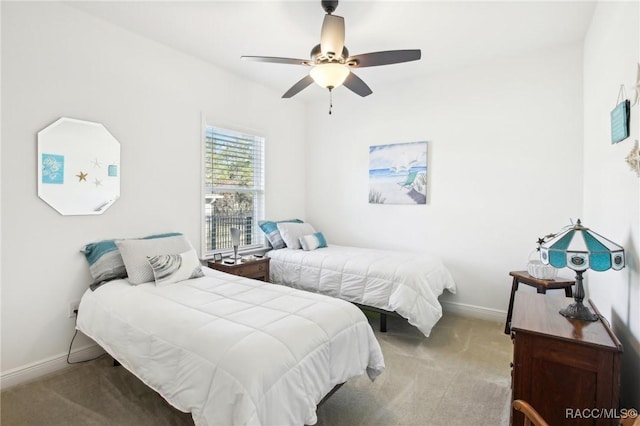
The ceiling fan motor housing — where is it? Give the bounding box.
[311,43,349,63]
[321,1,339,14]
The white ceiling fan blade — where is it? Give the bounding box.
[320,14,344,58]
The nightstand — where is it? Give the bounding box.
[207,257,270,282]
[504,270,574,334]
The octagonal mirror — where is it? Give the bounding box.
[37,117,120,215]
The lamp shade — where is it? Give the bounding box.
[540,219,625,272]
[230,228,241,247]
[310,63,350,89]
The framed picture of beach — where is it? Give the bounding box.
[369,141,428,205]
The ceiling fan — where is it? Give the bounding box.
[241,0,421,102]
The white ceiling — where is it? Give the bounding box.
[67,0,596,101]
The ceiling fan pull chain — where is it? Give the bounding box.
[329,88,333,115]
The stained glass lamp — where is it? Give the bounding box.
[540,219,625,321]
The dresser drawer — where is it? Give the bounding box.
[235,262,267,278]
[207,257,270,282]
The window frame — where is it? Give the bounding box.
[200,119,266,259]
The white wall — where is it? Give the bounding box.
[583,0,640,409]
[2,1,637,405]
[1,2,306,378]
[304,44,584,317]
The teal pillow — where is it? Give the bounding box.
[299,232,328,251]
[82,232,182,289]
[258,219,303,249]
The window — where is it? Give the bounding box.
[203,125,265,257]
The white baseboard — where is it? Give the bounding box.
[442,300,507,323]
[0,344,105,390]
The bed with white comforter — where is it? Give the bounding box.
[77,267,385,426]
[268,245,457,337]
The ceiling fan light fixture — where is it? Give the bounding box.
[310,63,350,89]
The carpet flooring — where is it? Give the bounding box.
[1,313,513,426]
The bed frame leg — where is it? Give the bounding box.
[380,313,387,332]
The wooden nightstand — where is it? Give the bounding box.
[504,270,575,334]
[207,257,270,282]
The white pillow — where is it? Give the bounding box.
[276,222,316,249]
[147,249,204,286]
[116,234,194,284]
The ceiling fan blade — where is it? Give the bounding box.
[343,72,372,97]
[282,75,315,98]
[347,50,421,68]
[241,56,310,66]
[320,14,345,58]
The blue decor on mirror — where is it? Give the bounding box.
[42,153,64,184]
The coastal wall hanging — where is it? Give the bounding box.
[369,141,428,205]
[37,117,120,215]
[610,85,630,144]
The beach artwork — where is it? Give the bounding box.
[369,141,428,204]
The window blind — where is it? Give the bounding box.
[203,126,265,255]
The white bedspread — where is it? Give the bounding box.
[76,267,385,426]
[268,245,457,337]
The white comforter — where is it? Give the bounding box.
[77,267,385,426]
[268,245,457,337]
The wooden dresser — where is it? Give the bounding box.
[510,292,623,426]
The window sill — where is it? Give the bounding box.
[203,246,270,261]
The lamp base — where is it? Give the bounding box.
[559,302,598,322]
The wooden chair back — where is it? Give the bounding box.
[620,413,640,426]
[512,400,549,426]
